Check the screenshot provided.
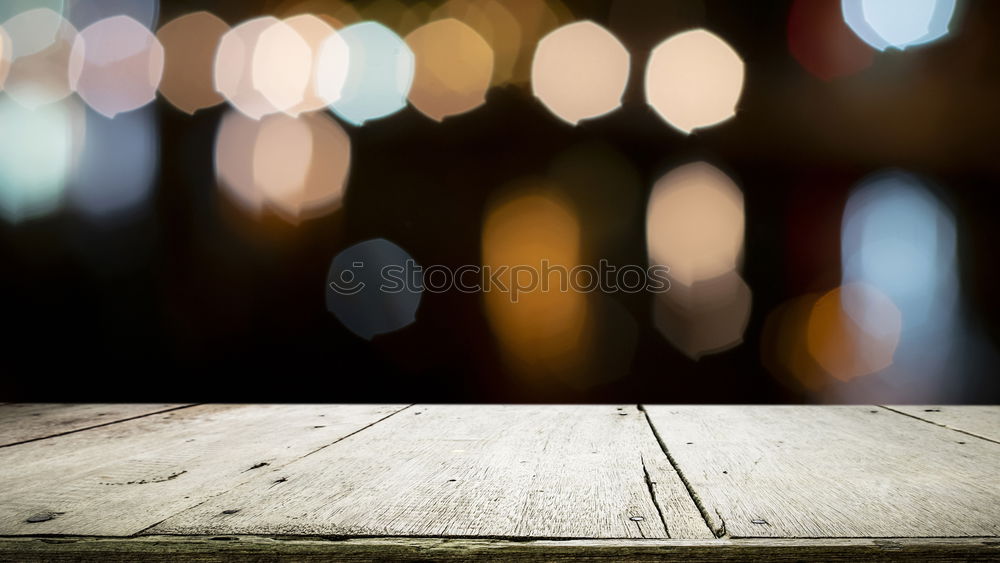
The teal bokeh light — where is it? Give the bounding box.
[328,21,414,126]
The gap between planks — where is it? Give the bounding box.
[637,405,724,539]
[640,405,1000,538]
[0,404,414,536]
[878,406,1000,445]
[132,404,416,537]
[145,405,708,539]
[0,405,198,449]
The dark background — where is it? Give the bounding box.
[2,0,999,402]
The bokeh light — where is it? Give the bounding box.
[0,27,11,90]
[283,110,352,221]
[839,171,962,397]
[842,0,957,51]
[646,162,749,358]
[405,18,493,122]
[761,292,828,392]
[841,172,957,330]
[653,270,751,360]
[531,21,630,125]
[283,14,337,116]
[645,162,744,288]
[359,0,426,36]
[645,29,744,134]
[328,21,414,125]
[0,0,989,403]
[767,172,965,400]
[275,0,359,27]
[68,15,164,117]
[504,0,571,86]
[326,238,422,340]
[2,8,77,108]
[314,22,351,107]
[482,186,591,383]
[788,0,874,81]
[0,96,84,223]
[214,16,281,120]
[69,104,157,222]
[252,113,313,214]
[156,11,229,114]
[252,20,312,115]
[64,0,158,31]
[806,283,902,382]
[215,109,266,214]
[431,0,520,87]
[214,109,351,222]
[0,1,65,36]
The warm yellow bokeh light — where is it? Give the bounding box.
[482,187,590,383]
[157,11,230,114]
[645,28,744,133]
[806,283,902,382]
[645,161,744,288]
[761,293,829,392]
[275,0,360,27]
[360,0,426,35]
[252,20,313,115]
[504,0,568,86]
[405,18,493,122]
[531,21,630,125]
[431,0,519,87]
[215,17,281,120]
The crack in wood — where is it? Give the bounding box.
[638,405,725,538]
[100,470,187,486]
[715,509,728,538]
[640,453,669,538]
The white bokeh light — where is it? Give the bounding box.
[842,0,957,51]
[645,29,744,134]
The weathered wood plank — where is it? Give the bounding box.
[150,405,712,539]
[885,406,1000,443]
[1,536,998,562]
[642,405,1000,538]
[0,404,408,536]
[0,404,190,447]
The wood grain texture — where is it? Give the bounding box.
[642,405,1000,538]
[150,405,713,539]
[0,404,407,536]
[1,536,998,562]
[885,406,1000,443]
[0,404,190,447]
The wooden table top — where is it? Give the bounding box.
[0,404,997,561]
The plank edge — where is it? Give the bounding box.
[0,536,997,562]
